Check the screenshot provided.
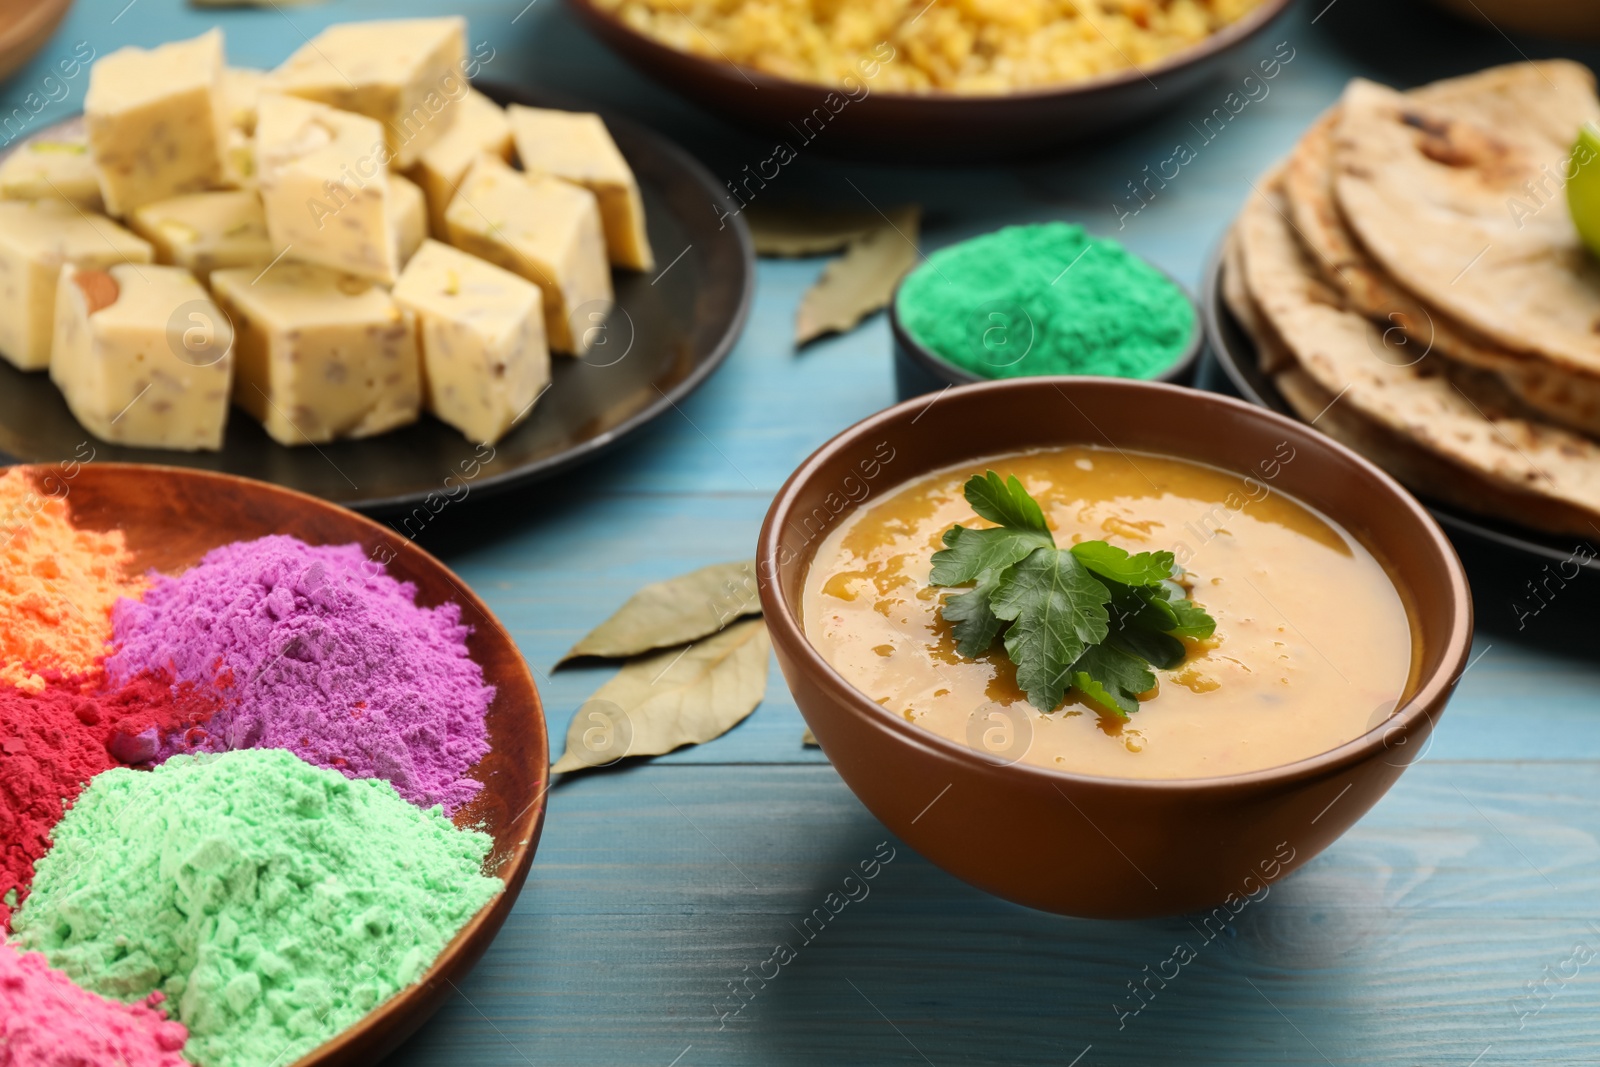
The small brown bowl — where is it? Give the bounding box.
[756,378,1472,918]
[7,463,547,1066]
[0,0,73,84]
[568,0,1295,161]
[889,269,1203,401]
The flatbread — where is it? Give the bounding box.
[1332,65,1600,380]
[1236,180,1600,537]
[1286,80,1600,436]
[1220,228,1290,374]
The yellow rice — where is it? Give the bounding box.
[593,0,1271,95]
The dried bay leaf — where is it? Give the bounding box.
[558,560,759,664]
[795,205,921,346]
[746,205,882,257]
[552,618,771,773]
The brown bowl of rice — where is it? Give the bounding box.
[568,0,1296,161]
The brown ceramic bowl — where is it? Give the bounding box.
[568,0,1297,161]
[0,0,73,84]
[1424,0,1600,40]
[756,378,1472,918]
[7,463,547,1065]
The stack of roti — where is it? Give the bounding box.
[1224,61,1600,537]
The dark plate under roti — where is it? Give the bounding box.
[0,82,754,516]
[1201,246,1600,636]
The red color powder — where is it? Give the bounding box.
[0,668,228,929]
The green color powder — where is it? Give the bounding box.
[10,749,502,1067]
[896,222,1195,381]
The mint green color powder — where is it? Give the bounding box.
[9,749,502,1067]
[896,222,1195,380]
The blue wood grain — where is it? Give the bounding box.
[11,0,1600,1062]
[378,761,1600,1067]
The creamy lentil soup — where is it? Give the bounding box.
[801,446,1415,779]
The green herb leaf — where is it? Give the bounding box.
[1069,541,1175,586]
[1111,583,1180,632]
[1164,596,1217,641]
[930,469,1218,718]
[929,523,1052,587]
[1109,625,1186,671]
[964,471,1050,533]
[991,547,1110,713]
[942,571,1007,659]
[1070,644,1156,718]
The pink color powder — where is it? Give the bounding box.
[105,535,494,813]
[0,941,189,1066]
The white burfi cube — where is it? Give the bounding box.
[0,200,153,370]
[444,155,612,355]
[219,129,258,190]
[219,67,268,133]
[390,172,427,267]
[84,29,227,216]
[270,18,466,171]
[508,106,654,271]
[130,190,275,284]
[0,135,103,211]
[51,264,233,451]
[211,263,421,445]
[256,94,400,283]
[408,89,511,237]
[393,239,549,444]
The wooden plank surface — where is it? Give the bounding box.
[11,0,1600,1063]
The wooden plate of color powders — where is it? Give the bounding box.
[17,463,548,1067]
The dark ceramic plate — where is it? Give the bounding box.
[1201,246,1600,633]
[568,0,1296,162]
[0,82,754,516]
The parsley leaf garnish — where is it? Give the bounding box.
[929,471,1217,718]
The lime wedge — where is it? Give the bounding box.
[1568,124,1600,257]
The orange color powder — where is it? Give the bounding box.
[0,468,144,692]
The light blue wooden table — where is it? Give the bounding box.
[14,0,1600,1062]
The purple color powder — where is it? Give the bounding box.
[106,535,494,813]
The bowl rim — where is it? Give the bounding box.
[5,461,550,1067]
[887,246,1204,387]
[757,376,1475,794]
[568,0,1297,105]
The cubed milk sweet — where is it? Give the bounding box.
[408,89,511,237]
[0,200,153,370]
[444,155,612,355]
[0,135,103,211]
[84,29,228,216]
[270,18,467,171]
[131,190,275,284]
[218,129,258,190]
[508,106,654,271]
[219,67,268,133]
[390,172,428,267]
[393,239,549,445]
[51,264,233,451]
[211,263,421,445]
[255,94,400,283]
